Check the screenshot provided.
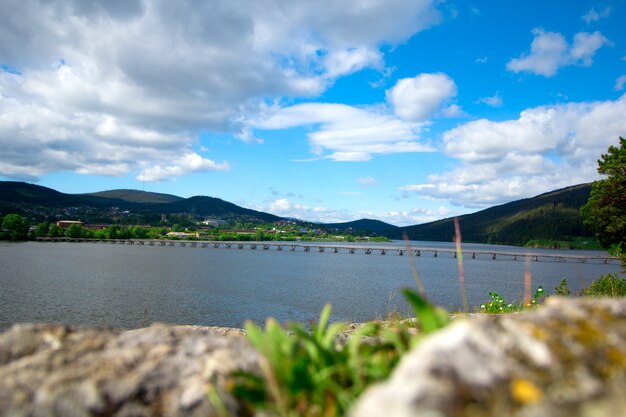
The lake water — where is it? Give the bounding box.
[0,240,621,331]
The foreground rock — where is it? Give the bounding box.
[0,324,258,417]
[2,298,625,417]
[351,297,626,417]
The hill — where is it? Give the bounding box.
[322,218,400,235]
[399,184,594,246]
[0,181,282,224]
[149,196,282,222]
[0,181,97,208]
[83,189,182,204]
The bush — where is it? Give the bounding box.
[581,273,626,296]
[554,278,571,296]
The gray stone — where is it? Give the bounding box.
[0,323,258,417]
[351,297,626,417]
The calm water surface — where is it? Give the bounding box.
[0,241,621,331]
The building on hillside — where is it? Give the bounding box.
[166,231,195,239]
[56,220,83,229]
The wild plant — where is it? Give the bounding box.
[228,289,448,417]
[480,286,544,314]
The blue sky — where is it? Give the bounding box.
[1,0,625,225]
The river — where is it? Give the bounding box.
[0,240,621,331]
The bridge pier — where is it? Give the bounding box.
[318,247,325,252]
[433,251,437,257]
[349,248,355,254]
[304,246,310,252]
[365,249,372,254]
[250,244,257,250]
[290,245,296,251]
[472,253,476,259]
[277,245,283,251]
[333,247,338,253]
[398,250,404,256]
[380,249,386,255]
[491,253,496,260]
[415,250,421,256]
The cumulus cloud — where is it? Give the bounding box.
[386,73,457,121]
[0,0,441,181]
[251,102,433,161]
[401,94,626,207]
[253,198,354,223]
[253,197,455,226]
[507,29,608,77]
[582,6,611,24]
[140,153,230,183]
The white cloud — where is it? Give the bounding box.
[402,94,626,207]
[615,75,626,91]
[140,153,230,183]
[476,92,503,107]
[570,32,610,66]
[254,198,354,223]
[386,73,457,121]
[251,102,433,161]
[0,0,441,181]
[323,47,383,78]
[356,176,380,186]
[582,6,611,24]
[442,104,466,118]
[507,29,608,77]
[475,57,488,64]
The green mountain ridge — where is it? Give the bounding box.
[0,181,596,246]
[82,189,183,204]
[398,183,594,246]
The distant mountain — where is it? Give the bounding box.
[0,181,95,207]
[0,181,596,243]
[0,181,281,223]
[399,184,594,245]
[83,189,182,204]
[323,218,400,235]
[149,196,282,222]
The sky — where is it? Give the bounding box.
[1,0,625,226]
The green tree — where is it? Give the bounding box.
[66,223,85,238]
[48,224,64,237]
[1,214,30,241]
[34,222,50,237]
[581,137,626,265]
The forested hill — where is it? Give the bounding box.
[0,182,280,222]
[322,219,400,235]
[398,184,594,246]
[82,189,183,204]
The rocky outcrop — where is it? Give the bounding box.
[0,324,258,417]
[2,298,625,417]
[351,297,626,417]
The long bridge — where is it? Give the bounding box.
[34,237,620,264]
